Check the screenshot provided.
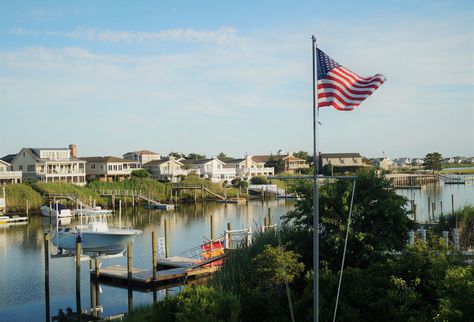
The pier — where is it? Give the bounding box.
[385,174,438,187]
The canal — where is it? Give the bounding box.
[1,180,473,321]
[0,199,295,322]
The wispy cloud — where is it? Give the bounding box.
[9,27,244,45]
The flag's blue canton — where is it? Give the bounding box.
[317,48,341,79]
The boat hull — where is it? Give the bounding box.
[41,206,73,218]
[52,229,142,255]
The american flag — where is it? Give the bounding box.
[317,48,385,111]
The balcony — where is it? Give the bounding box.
[0,171,23,179]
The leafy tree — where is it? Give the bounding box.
[131,169,150,178]
[283,170,416,269]
[217,152,233,162]
[168,152,184,159]
[265,156,285,174]
[293,151,312,162]
[424,152,443,173]
[186,153,206,160]
[250,176,270,185]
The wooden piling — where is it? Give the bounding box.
[127,243,132,286]
[152,231,157,281]
[227,222,232,249]
[89,260,95,317]
[76,239,81,320]
[44,233,50,322]
[164,219,169,258]
[428,196,431,216]
[440,201,443,215]
[210,214,214,240]
[267,208,272,226]
[95,257,100,278]
[26,199,29,221]
[413,204,417,222]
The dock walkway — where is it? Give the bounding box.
[92,254,225,289]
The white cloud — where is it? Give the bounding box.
[10,26,244,45]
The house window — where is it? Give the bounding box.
[19,165,23,171]
[28,165,35,172]
[108,165,112,171]
[91,164,96,169]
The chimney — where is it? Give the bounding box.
[69,144,77,158]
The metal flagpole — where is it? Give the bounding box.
[311,34,320,322]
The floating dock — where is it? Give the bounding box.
[92,254,225,289]
[0,216,28,224]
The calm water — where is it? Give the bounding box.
[0,200,295,322]
[397,178,474,222]
[1,182,473,322]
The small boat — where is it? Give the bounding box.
[52,213,142,256]
[0,215,28,224]
[72,206,113,216]
[41,204,73,218]
[144,203,175,210]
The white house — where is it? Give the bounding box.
[9,147,86,185]
[372,157,396,171]
[252,153,309,174]
[143,157,187,182]
[81,156,140,182]
[224,156,274,178]
[181,157,236,182]
[0,159,22,184]
[123,150,161,166]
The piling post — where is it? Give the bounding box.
[132,190,135,208]
[210,214,214,240]
[76,237,82,320]
[227,222,232,249]
[119,200,122,229]
[453,229,460,251]
[94,256,100,279]
[164,219,169,258]
[432,202,435,221]
[152,231,157,281]
[263,217,268,231]
[413,204,417,222]
[428,196,431,217]
[127,243,133,286]
[26,199,29,221]
[440,201,443,215]
[267,208,272,226]
[89,260,95,317]
[442,231,449,251]
[44,233,51,322]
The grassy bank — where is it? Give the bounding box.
[2,183,43,212]
[87,178,168,201]
[440,168,474,175]
[31,182,108,206]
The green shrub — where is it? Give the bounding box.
[250,176,270,185]
[126,285,239,322]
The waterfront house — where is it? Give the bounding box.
[252,153,309,174]
[81,156,140,182]
[9,146,86,185]
[181,157,236,182]
[0,159,22,184]
[123,150,161,166]
[142,157,186,182]
[372,157,396,171]
[320,153,365,170]
[224,156,275,179]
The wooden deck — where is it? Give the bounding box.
[92,254,225,289]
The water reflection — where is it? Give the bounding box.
[0,199,294,322]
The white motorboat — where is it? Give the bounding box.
[72,206,113,216]
[51,213,142,256]
[41,204,73,218]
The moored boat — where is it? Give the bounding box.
[41,204,73,218]
[51,213,142,256]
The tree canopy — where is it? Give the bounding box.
[424,152,443,172]
[264,156,285,174]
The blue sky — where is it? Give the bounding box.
[1,0,473,159]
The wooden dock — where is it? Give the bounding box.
[92,254,225,289]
